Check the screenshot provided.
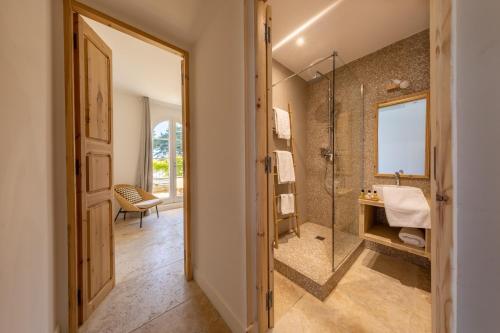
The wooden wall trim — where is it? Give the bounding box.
[63,0,78,331]
[430,0,454,332]
[63,1,192,331]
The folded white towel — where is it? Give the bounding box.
[274,107,291,140]
[279,194,295,215]
[383,186,431,229]
[274,150,295,184]
[399,227,425,248]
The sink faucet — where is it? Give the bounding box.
[395,170,404,186]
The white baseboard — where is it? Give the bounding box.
[194,268,245,333]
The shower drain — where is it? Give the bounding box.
[315,236,326,241]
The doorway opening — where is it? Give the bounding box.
[63,2,196,332]
[253,0,452,332]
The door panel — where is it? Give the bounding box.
[85,40,111,142]
[74,13,115,323]
[87,200,113,299]
[86,154,111,192]
[265,5,275,329]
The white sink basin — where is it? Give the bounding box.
[373,184,431,229]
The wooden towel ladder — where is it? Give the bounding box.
[272,103,300,249]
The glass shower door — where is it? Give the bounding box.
[332,65,365,271]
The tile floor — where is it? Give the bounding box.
[79,208,230,333]
[275,223,363,284]
[273,249,431,333]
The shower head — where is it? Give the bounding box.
[309,71,330,83]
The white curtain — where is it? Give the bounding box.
[138,97,153,193]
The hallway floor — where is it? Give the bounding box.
[80,209,230,333]
[273,248,431,333]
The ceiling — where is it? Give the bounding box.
[84,17,182,105]
[80,0,221,47]
[270,0,430,81]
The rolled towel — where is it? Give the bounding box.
[274,150,295,184]
[398,227,425,248]
[274,107,291,140]
[279,194,295,215]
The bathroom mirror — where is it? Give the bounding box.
[375,91,430,178]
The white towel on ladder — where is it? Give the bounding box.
[279,194,295,215]
[274,150,295,184]
[274,107,291,140]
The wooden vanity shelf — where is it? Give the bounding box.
[359,199,431,259]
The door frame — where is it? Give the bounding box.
[63,1,192,331]
[252,0,454,332]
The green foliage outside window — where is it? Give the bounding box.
[153,156,183,177]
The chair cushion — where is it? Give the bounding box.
[135,199,162,209]
[115,186,142,204]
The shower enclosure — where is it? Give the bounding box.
[306,53,365,271]
[272,51,365,297]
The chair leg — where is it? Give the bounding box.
[123,211,127,220]
[156,206,159,218]
[114,208,122,222]
[140,212,143,228]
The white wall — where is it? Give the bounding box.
[455,0,500,331]
[0,0,67,332]
[150,99,182,128]
[191,0,247,331]
[1,0,248,332]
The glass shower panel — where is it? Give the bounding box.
[332,64,364,271]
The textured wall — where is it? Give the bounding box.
[272,60,309,233]
[306,30,431,232]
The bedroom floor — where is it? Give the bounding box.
[79,208,230,333]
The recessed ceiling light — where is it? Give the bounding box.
[273,0,346,52]
[296,37,305,46]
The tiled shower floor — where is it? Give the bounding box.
[274,222,363,298]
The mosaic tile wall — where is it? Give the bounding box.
[305,30,431,233]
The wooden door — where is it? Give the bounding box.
[265,4,275,329]
[73,14,115,323]
[255,1,274,332]
[430,0,454,331]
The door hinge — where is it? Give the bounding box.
[73,33,77,49]
[266,290,273,310]
[75,159,81,176]
[77,289,82,305]
[264,155,272,174]
[436,193,449,203]
[264,23,271,44]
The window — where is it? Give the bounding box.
[175,122,183,197]
[152,121,170,198]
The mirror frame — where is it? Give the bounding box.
[374,91,430,179]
